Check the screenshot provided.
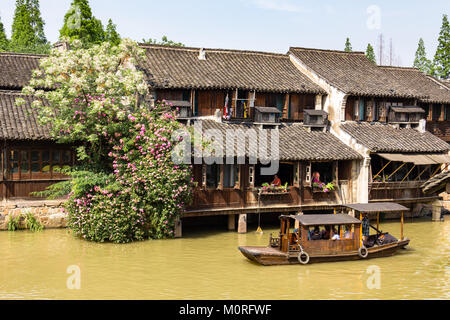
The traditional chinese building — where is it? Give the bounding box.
[0,53,75,202]
[288,47,450,212]
[138,44,366,232]
[1,45,449,234]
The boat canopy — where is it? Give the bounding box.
[286,214,362,226]
[344,202,409,213]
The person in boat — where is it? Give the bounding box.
[292,228,300,243]
[343,225,353,239]
[321,225,331,240]
[271,175,281,187]
[362,213,370,242]
[310,226,321,240]
[331,226,340,240]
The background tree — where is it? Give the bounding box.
[142,36,185,47]
[0,16,9,51]
[344,37,352,52]
[59,0,105,46]
[365,43,376,63]
[413,38,432,74]
[433,14,450,79]
[105,19,120,46]
[26,0,47,46]
[10,0,50,54]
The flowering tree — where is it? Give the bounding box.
[20,39,194,242]
[19,38,148,165]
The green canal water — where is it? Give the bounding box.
[0,216,449,300]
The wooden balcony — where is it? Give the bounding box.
[369,181,431,202]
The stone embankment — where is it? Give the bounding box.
[0,200,67,230]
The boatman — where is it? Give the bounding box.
[362,213,370,243]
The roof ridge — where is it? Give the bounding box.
[0,89,27,95]
[379,65,420,71]
[139,43,289,58]
[0,51,47,58]
[425,75,450,91]
[289,46,365,55]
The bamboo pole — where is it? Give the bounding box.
[360,213,363,246]
[415,166,430,181]
[373,160,392,180]
[377,212,379,231]
[430,165,442,178]
[401,164,416,183]
[401,211,404,240]
[387,162,407,180]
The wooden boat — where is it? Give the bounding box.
[239,202,410,266]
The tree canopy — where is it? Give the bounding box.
[10,0,50,54]
[366,43,376,64]
[59,0,105,46]
[0,16,9,51]
[105,19,121,46]
[433,14,450,79]
[142,36,185,47]
[413,38,432,74]
[344,38,352,52]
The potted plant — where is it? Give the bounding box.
[323,182,335,193]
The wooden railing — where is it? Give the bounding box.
[369,181,427,201]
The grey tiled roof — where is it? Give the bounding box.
[380,66,450,104]
[0,52,44,90]
[422,170,450,194]
[0,90,51,141]
[139,44,325,94]
[341,122,450,153]
[289,47,421,99]
[198,119,362,161]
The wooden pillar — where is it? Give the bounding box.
[359,213,363,245]
[174,217,182,238]
[439,104,445,121]
[377,212,379,231]
[401,212,404,240]
[238,214,247,234]
[228,214,235,231]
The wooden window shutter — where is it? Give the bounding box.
[249,165,255,188]
[333,161,338,183]
[305,162,311,187]
[217,164,223,190]
[202,164,207,189]
[294,162,300,187]
[234,165,241,190]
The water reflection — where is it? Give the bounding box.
[0,216,448,299]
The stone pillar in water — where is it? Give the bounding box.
[228,214,235,231]
[432,200,443,221]
[174,218,182,238]
[238,214,247,234]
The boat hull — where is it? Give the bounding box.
[238,239,410,266]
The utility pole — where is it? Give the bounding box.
[389,38,393,66]
[378,33,384,65]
